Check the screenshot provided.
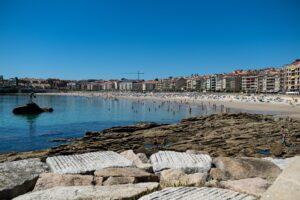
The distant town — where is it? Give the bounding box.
[1,59,300,95]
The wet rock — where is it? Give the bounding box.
[102,122,161,133]
[213,157,281,181]
[120,150,152,171]
[261,156,300,200]
[13,182,160,200]
[139,186,257,200]
[220,177,269,197]
[150,151,212,173]
[46,151,133,174]
[0,158,48,200]
[94,167,159,183]
[34,173,94,191]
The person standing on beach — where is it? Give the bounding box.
[281,126,286,146]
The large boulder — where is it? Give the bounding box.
[213,157,281,181]
[94,167,159,183]
[46,151,133,174]
[13,183,159,200]
[139,186,257,200]
[261,156,300,200]
[220,177,269,197]
[150,151,212,173]
[34,173,95,191]
[160,169,207,187]
[120,150,152,171]
[0,158,48,200]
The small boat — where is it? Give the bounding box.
[13,103,53,115]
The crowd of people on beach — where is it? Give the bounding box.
[41,91,300,106]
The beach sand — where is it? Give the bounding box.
[38,92,300,119]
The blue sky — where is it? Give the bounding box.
[0,0,299,80]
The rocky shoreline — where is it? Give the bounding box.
[1,113,299,163]
[1,149,299,199]
[1,113,299,199]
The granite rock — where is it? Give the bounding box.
[213,157,281,181]
[261,156,300,200]
[160,169,207,187]
[139,186,257,200]
[0,158,48,200]
[13,182,159,200]
[150,151,212,173]
[120,150,152,171]
[34,173,94,191]
[220,177,269,197]
[46,151,133,174]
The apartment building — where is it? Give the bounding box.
[142,81,156,92]
[186,77,203,91]
[242,75,259,93]
[206,75,216,91]
[154,78,170,91]
[284,59,300,93]
[222,75,242,92]
[170,78,187,91]
[215,75,224,92]
[260,74,281,93]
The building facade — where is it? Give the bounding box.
[284,59,300,93]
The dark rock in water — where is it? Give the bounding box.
[50,138,74,143]
[13,103,53,115]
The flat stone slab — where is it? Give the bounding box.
[261,156,300,200]
[139,187,257,200]
[13,182,159,200]
[0,158,48,200]
[139,187,256,200]
[46,151,134,174]
[150,151,212,173]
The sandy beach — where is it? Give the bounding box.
[38,92,300,119]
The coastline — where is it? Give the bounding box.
[38,91,300,119]
[1,112,299,163]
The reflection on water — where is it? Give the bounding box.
[16,114,40,137]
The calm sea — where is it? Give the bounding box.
[0,94,274,153]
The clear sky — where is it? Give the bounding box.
[0,0,299,80]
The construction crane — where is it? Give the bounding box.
[123,71,144,80]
